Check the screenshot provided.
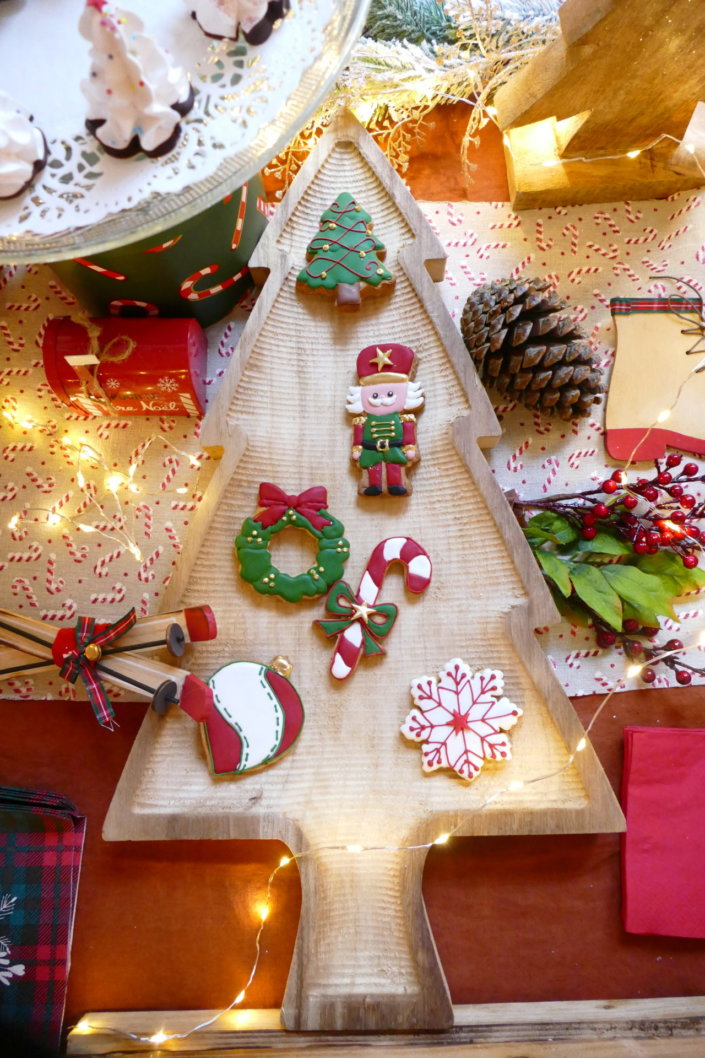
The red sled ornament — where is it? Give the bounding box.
[42,314,208,418]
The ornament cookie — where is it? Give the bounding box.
[203,656,304,776]
[80,1,195,158]
[296,192,394,311]
[316,537,432,680]
[401,658,522,781]
[347,343,424,496]
[236,483,350,602]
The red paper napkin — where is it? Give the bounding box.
[622,726,705,938]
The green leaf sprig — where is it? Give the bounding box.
[516,454,705,684]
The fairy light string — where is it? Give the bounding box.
[0,407,204,563]
[66,614,705,1049]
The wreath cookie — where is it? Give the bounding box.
[236,483,350,602]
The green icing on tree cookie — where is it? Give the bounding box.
[296,191,394,311]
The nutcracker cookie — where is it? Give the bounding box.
[296,192,394,311]
[347,343,424,496]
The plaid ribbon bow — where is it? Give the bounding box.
[315,580,398,656]
[59,608,137,728]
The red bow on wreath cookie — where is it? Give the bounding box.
[254,483,333,530]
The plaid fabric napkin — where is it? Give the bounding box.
[621,726,705,938]
[0,787,85,1054]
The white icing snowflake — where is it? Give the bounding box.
[401,657,523,782]
[103,377,121,393]
[156,376,180,392]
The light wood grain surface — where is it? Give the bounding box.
[102,112,623,1034]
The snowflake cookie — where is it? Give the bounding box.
[401,658,523,782]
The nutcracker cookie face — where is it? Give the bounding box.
[346,344,424,497]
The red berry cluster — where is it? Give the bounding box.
[595,625,697,684]
[585,455,703,568]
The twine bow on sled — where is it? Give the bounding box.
[254,483,333,530]
[316,580,398,657]
[57,609,137,729]
[63,311,136,413]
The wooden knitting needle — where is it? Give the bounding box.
[91,651,213,721]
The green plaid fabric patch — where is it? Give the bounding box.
[0,787,85,1054]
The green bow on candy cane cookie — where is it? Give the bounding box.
[236,483,350,602]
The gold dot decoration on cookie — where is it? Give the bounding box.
[322,244,330,250]
[376,268,385,276]
[359,251,366,258]
[320,271,327,279]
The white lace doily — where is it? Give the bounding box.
[0,0,366,257]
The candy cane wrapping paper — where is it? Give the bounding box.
[4,193,705,696]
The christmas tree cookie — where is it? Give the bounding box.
[79,0,195,158]
[0,91,48,200]
[188,0,291,45]
[296,192,395,311]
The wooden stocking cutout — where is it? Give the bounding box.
[103,110,624,1033]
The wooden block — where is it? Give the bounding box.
[502,120,703,210]
[493,0,705,207]
[103,110,624,1033]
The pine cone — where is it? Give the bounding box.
[460,277,603,421]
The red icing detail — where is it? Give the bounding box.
[265,668,305,757]
[203,706,243,775]
[183,605,217,642]
[178,673,214,722]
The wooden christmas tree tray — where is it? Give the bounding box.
[101,111,624,1035]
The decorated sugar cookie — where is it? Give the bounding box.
[235,483,350,602]
[401,658,522,781]
[296,192,394,311]
[203,656,304,776]
[347,343,424,497]
[316,537,432,680]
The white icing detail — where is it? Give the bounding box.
[358,571,377,604]
[346,622,363,648]
[382,537,406,561]
[408,554,431,581]
[210,661,283,770]
[0,92,45,200]
[331,654,351,679]
[79,2,192,155]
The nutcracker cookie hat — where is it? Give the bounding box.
[356,343,416,385]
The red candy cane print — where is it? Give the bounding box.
[74,258,127,281]
[330,537,432,681]
[11,577,39,609]
[108,299,159,316]
[179,265,248,302]
[45,553,66,595]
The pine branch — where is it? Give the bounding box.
[365,0,458,45]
